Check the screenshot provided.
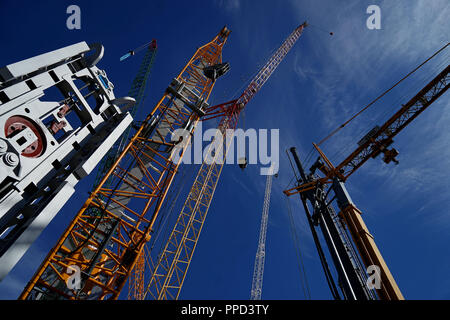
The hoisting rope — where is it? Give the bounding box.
[284,149,311,299]
[308,24,334,36]
[317,42,449,146]
[149,166,190,250]
[285,196,311,300]
[229,36,285,101]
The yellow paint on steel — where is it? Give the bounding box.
[339,204,404,300]
[19,27,230,300]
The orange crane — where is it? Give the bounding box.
[143,22,308,300]
[284,59,449,300]
[19,26,231,300]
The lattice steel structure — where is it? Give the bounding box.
[144,22,308,300]
[93,40,158,190]
[19,27,230,300]
[284,64,450,193]
[250,167,274,300]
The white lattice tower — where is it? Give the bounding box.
[250,166,274,300]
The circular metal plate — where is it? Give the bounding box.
[4,115,46,158]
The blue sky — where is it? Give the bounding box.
[0,0,449,300]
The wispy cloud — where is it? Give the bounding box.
[285,0,450,234]
[291,2,447,149]
[214,0,241,12]
[229,170,256,195]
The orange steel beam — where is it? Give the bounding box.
[19,27,231,300]
[283,177,331,196]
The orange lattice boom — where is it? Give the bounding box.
[19,26,231,300]
[143,22,308,300]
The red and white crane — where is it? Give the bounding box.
[145,22,308,300]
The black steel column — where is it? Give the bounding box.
[289,147,370,300]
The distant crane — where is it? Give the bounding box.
[119,41,157,62]
[250,167,275,300]
[144,22,308,300]
[93,39,158,190]
[99,39,159,299]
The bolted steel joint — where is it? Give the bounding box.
[3,152,19,167]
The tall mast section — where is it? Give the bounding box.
[94,40,158,300]
[250,167,274,300]
[93,40,158,189]
[144,22,308,300]
[19,27,231,300]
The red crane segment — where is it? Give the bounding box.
[204,22,308,122]
[143,22,308,300]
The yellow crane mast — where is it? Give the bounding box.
[143,22,308,300]
[19,26,231,300]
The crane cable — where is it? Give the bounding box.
[317,42,449,147]
[285,196,311,300]
[328,53,450,164]
[285,149,311,299]
[285,149,343,299]
[308,24,334,36]
[230,34,286,102]
[149,164,193,252]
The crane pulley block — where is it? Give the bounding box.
[381,147,399,165]
[203,62,230,81]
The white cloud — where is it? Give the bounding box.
[285,0,450,232]
[290,1,449,155]
[215,0,241,12]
